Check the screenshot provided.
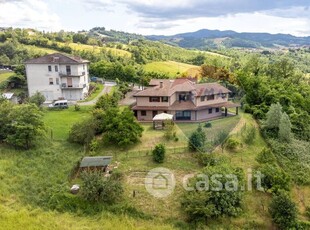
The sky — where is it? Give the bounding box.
[0,0,310,36]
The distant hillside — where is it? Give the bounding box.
[147,29,310,49]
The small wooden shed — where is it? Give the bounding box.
[79,156,112,172]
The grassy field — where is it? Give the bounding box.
[0,71,14,83]
[43,106,92,140]
[144,61,200,77]
[22,44,58,54]
[0,141,174,230]
[67,43,132,57]
[1,106,308,229]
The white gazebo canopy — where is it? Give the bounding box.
[153,113,173,121]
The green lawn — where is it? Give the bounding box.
[144,61,199,77]
[0,71,14,83]
[43,106,92,140]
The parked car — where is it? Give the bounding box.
[48,100,69,109]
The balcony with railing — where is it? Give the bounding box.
[59,71,86,77]
[61,83,87,89]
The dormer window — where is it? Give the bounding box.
[201,96,205,102]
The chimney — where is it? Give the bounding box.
[160,81,163,88]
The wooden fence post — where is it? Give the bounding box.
[50,129,53,140]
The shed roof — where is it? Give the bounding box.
[2,93,14,99]
[80,156,112,168]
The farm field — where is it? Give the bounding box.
[144,61,200,77]
[66,43,132,57]
[22,44,58,54]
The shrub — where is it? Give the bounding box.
[242,124,256,144]
[102,107,143,147]
[265,103,283,129]
[269,191,297,229]
[225,136,240,151]
[181,165,244,222]
[205,122,212,128]
[214,130,229,153]
[188,124,206,152]
[243,104,252,113]
[29,91,45,107]
[279,112,292,142]
[153,143,166,163]
[89,139,99,152]
[255,148,276,164]
[81,171,123,204]
[5,103,45,149]
[68,118,96,145]
[197,153,226,167]
[306,206,310,219]
[74,104,81,111]
[257,163,291,193]
[164,121,176,141]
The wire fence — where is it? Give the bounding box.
[103,146,189,160]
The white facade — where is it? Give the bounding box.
[26,62,89,101]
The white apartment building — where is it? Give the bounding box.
[25,53,90,101]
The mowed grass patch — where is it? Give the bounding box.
[177,115,241,143]
[43,106,92,140]
[0,71,14,83]
[144,61,199,77]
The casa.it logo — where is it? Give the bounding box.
[145,167,176,198]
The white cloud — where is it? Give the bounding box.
[0,0,62,31]
[134,12,310,36]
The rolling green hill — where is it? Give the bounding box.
[144,61,200,77]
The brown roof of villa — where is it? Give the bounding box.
[25,53,89,64]
[134,79,230,97]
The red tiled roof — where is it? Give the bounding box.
[134,79,230,97]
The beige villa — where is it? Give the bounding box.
[132,78,240,122]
